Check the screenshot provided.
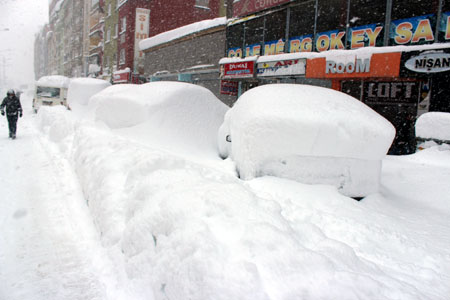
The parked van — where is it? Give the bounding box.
[33,75,70,113]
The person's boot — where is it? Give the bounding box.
[9,132,12,138]
[11,133,16,140]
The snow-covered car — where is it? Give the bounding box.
[33,75,70,113]
[90,81,228,158]
[415,112,450,150]
[67,77,111,107]
[219,84,396,198]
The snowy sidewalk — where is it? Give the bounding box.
[0,113,115,300]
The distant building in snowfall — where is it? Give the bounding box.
[35,0,228,83]
[111,0,228,84]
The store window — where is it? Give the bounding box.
[121,17,127,33]
[289,1,316,38]
[244,17,264,56]
[264,9,287,43]
[227,23,244,56]
[391,0,439,20]
[348,0,386,27]
[316,0,348,33]
[119,48,125,65]
[195,0,209,9]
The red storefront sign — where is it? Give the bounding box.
[220,80,239,96]
[233,0,291,17]
[113,70,130,83]
[306,52,402,79]
[222,61,255,79]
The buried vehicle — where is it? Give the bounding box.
[33,75,70,113]
[415,112,450,150]
[218,84,396,198]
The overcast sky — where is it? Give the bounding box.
[0,0,48,91]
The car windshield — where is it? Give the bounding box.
[36,86,60,98]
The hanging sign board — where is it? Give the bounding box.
[405,52,450,73]
[221,61,255,79]
[220,80,239,96]
[257,58,306,77]
[113,70,130,83]
[363,81,419,104]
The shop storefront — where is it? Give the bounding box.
[219,54,331,97]
[305,46,450,155]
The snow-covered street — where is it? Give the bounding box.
[0,91,449,300]
[0,104,120,300]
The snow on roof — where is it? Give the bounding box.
[221,43,450,64]
[36,75,70,88]
[416,112,450,141]
[219,56,258,64]
[139,17,227,51]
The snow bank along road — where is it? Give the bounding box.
[0,110,125,300]
[0,100,450,300]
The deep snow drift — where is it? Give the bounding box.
[1,87,449,300]
[90,82,228,160]
[219,84,395,197]
[416,111,450,141]
[67,77,111,107]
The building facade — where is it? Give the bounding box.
[114,0,226,84]
[219,0,450,154]
[102,0,119,81]
[114,0,151,84]
[88,0,105,77]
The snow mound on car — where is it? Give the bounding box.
[220,84,395,197]
[67,78,111,106]
[91,81,228,158]
[416,111,450,141]
[36,75,70,88]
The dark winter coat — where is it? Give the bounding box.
[1,95,22,116]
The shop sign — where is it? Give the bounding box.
[134,8,150,71]
[288,35,313,53]
[220,80,239,96]
[245,44,262,57]
[390,14,435,45]
[306,52,401,79]
[326,59,370,74]
[221,61,255,79]
[315,30,346,52]
[363,81,419,104]
[347,24,383,49]
[233,0,291,17]
[264,39,286,55]
[228,47,243,58]
[438,11,450,40]
[113,70,130,83]
[405,52,450,73]
[257,58,306,77]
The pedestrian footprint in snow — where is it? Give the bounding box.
[1,89,23,140]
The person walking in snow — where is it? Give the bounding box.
[1,89,23,139]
